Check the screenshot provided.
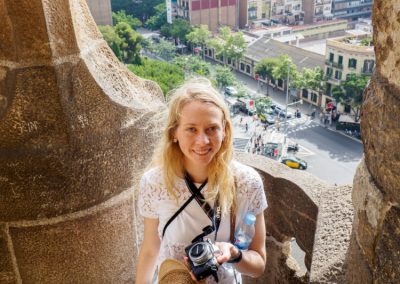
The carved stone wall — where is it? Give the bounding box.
[0,0,164,282]
[345,1,400,283]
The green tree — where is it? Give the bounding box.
[112,10,142,29]
[145,3,167,30]
[160,19,192,43]
[272,54,298,90]
[128,58,184,96]
[153,38,176,61]
[254,57,279,95]
[209,26,247,65]
[111,0,163,22]
[332,73,370,121]
[173,55,211,77]
[214,65,236,88]
[294,67,325,96]
[255,97,273,114]
[186,25,211,59]
[99,25,123,60]
[115,22,143,64]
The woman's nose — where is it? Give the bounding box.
[195,132,210,144]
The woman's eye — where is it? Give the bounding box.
[187,127,196,133]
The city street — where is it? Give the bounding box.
[232,72,364,186]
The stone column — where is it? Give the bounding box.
[346,0,400,283]
[0,0,164,282]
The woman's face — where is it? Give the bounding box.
[174,100,225,172]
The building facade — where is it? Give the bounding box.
[302,0,333,24]
[175,0,239,31]
[86,0,113,26]
[324,34,375,112]
[271,0,304,24]
[331,0,373,24]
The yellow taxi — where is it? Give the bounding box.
[281,156,307,170]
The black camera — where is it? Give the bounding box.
[184,226,220,282]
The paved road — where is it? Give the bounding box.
[233,71,364,186]
[287,121,363,185]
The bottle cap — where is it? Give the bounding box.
[244,213,256,225]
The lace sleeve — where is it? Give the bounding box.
[138,171,159,219]
[247,169,268,216]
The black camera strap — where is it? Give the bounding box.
[183,172,221,241]
[161,177,208,239]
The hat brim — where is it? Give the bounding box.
[158,259,196,284]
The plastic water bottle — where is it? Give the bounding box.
[233,212,256,250]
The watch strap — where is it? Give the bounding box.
[227,249,242,264]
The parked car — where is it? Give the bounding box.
[281,156,307,170]
[287,143,299,152]
[224,86,238,96]
[275,107,293,118]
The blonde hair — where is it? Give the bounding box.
[151,78,235,216]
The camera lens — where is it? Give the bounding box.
[189,242,212,265]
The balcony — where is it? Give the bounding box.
[325,60,343,69]
[362,68,374,75]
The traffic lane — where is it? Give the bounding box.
[289,123,363,163]
[288,125,363,185]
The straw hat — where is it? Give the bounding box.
[158,258,196,284]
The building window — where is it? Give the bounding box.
[329,52,334,62]
[246,65,251,74]
[240,63,245,71]
[326,67,333,77]
[348,58,357,69]
[338,55,343,66]
[302,89,309,99]
[363,59,374,74]
[335,70,342,80]
[311,93,318,103]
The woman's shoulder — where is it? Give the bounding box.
[231,160,261,179]
[141,166,164,186]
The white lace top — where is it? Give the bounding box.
[138,160,268,283]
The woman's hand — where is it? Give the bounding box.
[214,241,239,264]
[183,256,206,283]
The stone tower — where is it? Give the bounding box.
[345,0,400,283]
[0,0,164,282]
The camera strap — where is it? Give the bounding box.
[183,172,222,241]
[161,177,208,239]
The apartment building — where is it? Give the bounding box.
[331,0,373,24]
[175,0,239,31]
[86,0,112,26]
[271,0,304,25]
[302,0,333,24]
[324,34,374,112]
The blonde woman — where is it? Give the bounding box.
[136,78,267,283]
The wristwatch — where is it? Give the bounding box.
[227,249,243,264]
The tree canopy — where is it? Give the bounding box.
[153,38,176,61]
[128,58,184,96]
[215,65,236,88]
[173,55,211,77]
[209,26,247,63]
[144,3,167,30]
[332,73,370,121]
[111,0,163,22]
[272,54,298,88]
[112,10,141,29]
[294,67,325,93]
[160,19,192,43]
[114,22,143,64]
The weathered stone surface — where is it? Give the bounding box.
[0,0,165,221]
[9,196,137,283]
[310,185,353,283]
[0,224,18,284]
[374,206,400,283]
[372,0,400,98]
[345,232,372,284]
[362,0,400,204]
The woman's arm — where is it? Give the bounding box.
[216,212,267,278]
[135,217,161,284]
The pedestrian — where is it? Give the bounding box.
[319,112,324,123]
[245,122,248,132]
[136,78,267,283]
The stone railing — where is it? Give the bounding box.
[234,152,354,283]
